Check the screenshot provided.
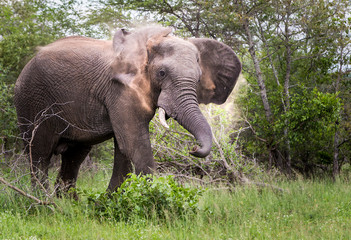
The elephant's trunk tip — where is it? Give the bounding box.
[189,141,212,158]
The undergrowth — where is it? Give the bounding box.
[77,174,203,222]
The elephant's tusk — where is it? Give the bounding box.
[158,108,169,129]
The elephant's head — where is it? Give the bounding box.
[111,26,241,158]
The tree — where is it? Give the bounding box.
[234,0,349,176]
[327,0,351,179]
[0,0,85,79]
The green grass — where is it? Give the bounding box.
[1,170,351,239]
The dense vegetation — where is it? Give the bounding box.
[0,0,350,238]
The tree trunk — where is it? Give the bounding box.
[333,130,340,180]
[243,19,272,122]
[333,45,344,180]
[283,3,292,175]
[243,19,288,171]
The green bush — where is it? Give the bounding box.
[80,174,203,221]
[0,82,18,149]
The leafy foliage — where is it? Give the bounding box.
[283,88,341,171]
[0,82,17,148]
[0,0,83,79]
[284,88,341,145]
[80,174,203,221]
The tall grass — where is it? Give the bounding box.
[1,169,350,240]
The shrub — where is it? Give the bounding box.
[80,174,203,221]
[0,82,18,149]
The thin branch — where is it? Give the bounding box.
[212,133,249,184]
[0,176,57,207]
[244,119,267,143]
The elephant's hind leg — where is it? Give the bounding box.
[55,144,92,198]
[27,128,58,193]
[29,150,53,192]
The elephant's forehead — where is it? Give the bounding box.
[162,37,198,54]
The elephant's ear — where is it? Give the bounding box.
[113,28,131,55]
[189,38,241,105]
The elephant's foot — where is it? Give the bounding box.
[55,179,79,200]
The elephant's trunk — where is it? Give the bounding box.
[158,86,213,158]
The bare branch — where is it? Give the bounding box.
[0,176,57,207]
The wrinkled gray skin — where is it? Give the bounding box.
[14,26,241,194]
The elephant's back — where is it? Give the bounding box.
[15,36,112,91]
[14,36,114,127]
[45,36,115,65]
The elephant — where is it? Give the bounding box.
[14,26,241,194]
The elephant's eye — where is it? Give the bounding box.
[159,70,166,78]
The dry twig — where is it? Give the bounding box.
[0,176,57,207]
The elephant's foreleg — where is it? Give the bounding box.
[107,138,133,191]
[107,104,156,191]
[107,136,155,192]
[55,144,92,198]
